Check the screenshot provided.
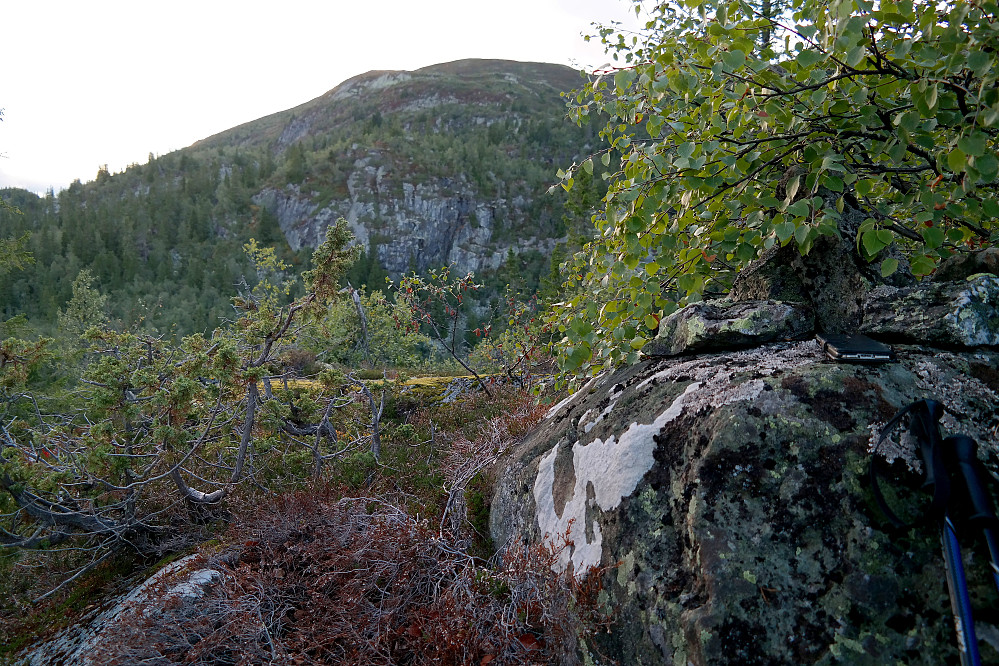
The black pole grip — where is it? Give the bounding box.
[947,434,999,596]
[917,400,950,518]
[950,435,999,526]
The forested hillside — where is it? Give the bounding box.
[0,59,601,336]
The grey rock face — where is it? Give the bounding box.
[646,299,814,357]
[862,275,999,347]
[491,341,999,665]
[16,555,222,666]
[254,176,557,277]
[932,248,999,282]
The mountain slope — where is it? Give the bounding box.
[197,58,599,276]
[0,59,601,335]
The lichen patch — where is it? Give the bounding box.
[534,382,702,571]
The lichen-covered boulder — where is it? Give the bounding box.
[490,341,999,665]
[646,300,814,357]
[862,275,999,347]
[15,555,223,666]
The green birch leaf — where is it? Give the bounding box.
[862,229,889,256]
[921,226,945,248]
[796,49,824,68]
[973,153,998,181]
[910,254,937,276]
[564,344,592,372]
[967,50,992,76]
[722,49,746,69]
[925,83,938,113]
[947,147,967,173]
[614,69,637,93]
[775,221,795,242]
[846,46,866,67]
[794,223,810,245]
[957,132,987,157]
[787,200,811,217]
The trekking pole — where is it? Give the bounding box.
[870,400,999,665]
[948,435,999,596]
[940,512,981,666]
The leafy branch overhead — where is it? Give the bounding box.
[553,0,999,376]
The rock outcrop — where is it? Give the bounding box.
[16,555,222,666]
[491,284,999,664]
[254,177,560,276]
[225,59,590,278]
[862,275,999,347]
[646,300,814,357]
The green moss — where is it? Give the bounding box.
[465,473,495,559]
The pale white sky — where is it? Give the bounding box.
[0,0,643,194]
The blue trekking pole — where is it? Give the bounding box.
[871,400,999,666]
[941,513,980,665]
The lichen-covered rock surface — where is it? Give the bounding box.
[490,340,999,665]
[16,555,222,666]
[646,299,814,357]
[862,275,999,348]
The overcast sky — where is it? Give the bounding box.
[0,0,643,194]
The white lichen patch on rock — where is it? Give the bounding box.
[580,383,626,434]
[534,382,702,572]
[532,341,824,573]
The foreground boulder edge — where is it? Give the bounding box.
[490,340,999,665]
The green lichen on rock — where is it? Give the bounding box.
[646,300,814,357]
[491,340,999,665]
[862,275,999,347]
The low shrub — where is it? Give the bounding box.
[93,489,615,666]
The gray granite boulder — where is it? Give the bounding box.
[491,341,999,665]
[646,300,814,356]
[15,555,223,666]
[862,275,999,347]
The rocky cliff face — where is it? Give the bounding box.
[254,174,560,276]
[215,59,594,278]
[490,277,999,665]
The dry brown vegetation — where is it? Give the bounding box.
[4,386,615,665]
[94,491,612,666]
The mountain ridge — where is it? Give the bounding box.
[0,58,601,335]
[191,58,584,153]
